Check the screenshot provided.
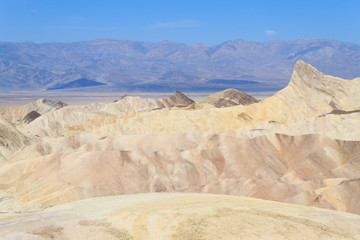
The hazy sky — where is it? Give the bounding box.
[0,0,359,45]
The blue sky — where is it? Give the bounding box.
[0,0,359,45]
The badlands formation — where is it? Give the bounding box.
[0,60,360,239]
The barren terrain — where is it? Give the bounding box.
[0,60,359,239]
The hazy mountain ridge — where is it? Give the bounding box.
[0,39,359,91]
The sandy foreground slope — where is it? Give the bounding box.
[0,193,360,240]
[0,60,360,239]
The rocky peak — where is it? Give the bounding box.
[199,88,258,108]
[286,60,360,111]
[40,99,67,109]
[164,91,195,107]
[289,60,325,88]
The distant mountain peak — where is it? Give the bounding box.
[47,79,106,90]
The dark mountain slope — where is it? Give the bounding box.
[0,39,359,91]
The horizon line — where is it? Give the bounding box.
[0,38,357,47]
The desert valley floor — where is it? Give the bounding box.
[0,60,360,239]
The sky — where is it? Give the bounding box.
[0,0,359,45]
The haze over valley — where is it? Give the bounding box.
[1,39,359,93]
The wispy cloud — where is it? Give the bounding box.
[31,9,39,13]
[149,19,203,29]
[264,30,277,36]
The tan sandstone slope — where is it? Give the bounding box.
[0,119,28,162]
[0,61,359,214]
[0,98,67,124]
[53,60,360,139]
[1,193,360,240]
[0,131,359,214]
[0,60,360,239]
[85,90,194,114]
[15,91,194,139]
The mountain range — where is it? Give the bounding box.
[1,39,359,92]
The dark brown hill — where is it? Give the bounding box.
[199,88,259,107]
[22,111,41,123]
